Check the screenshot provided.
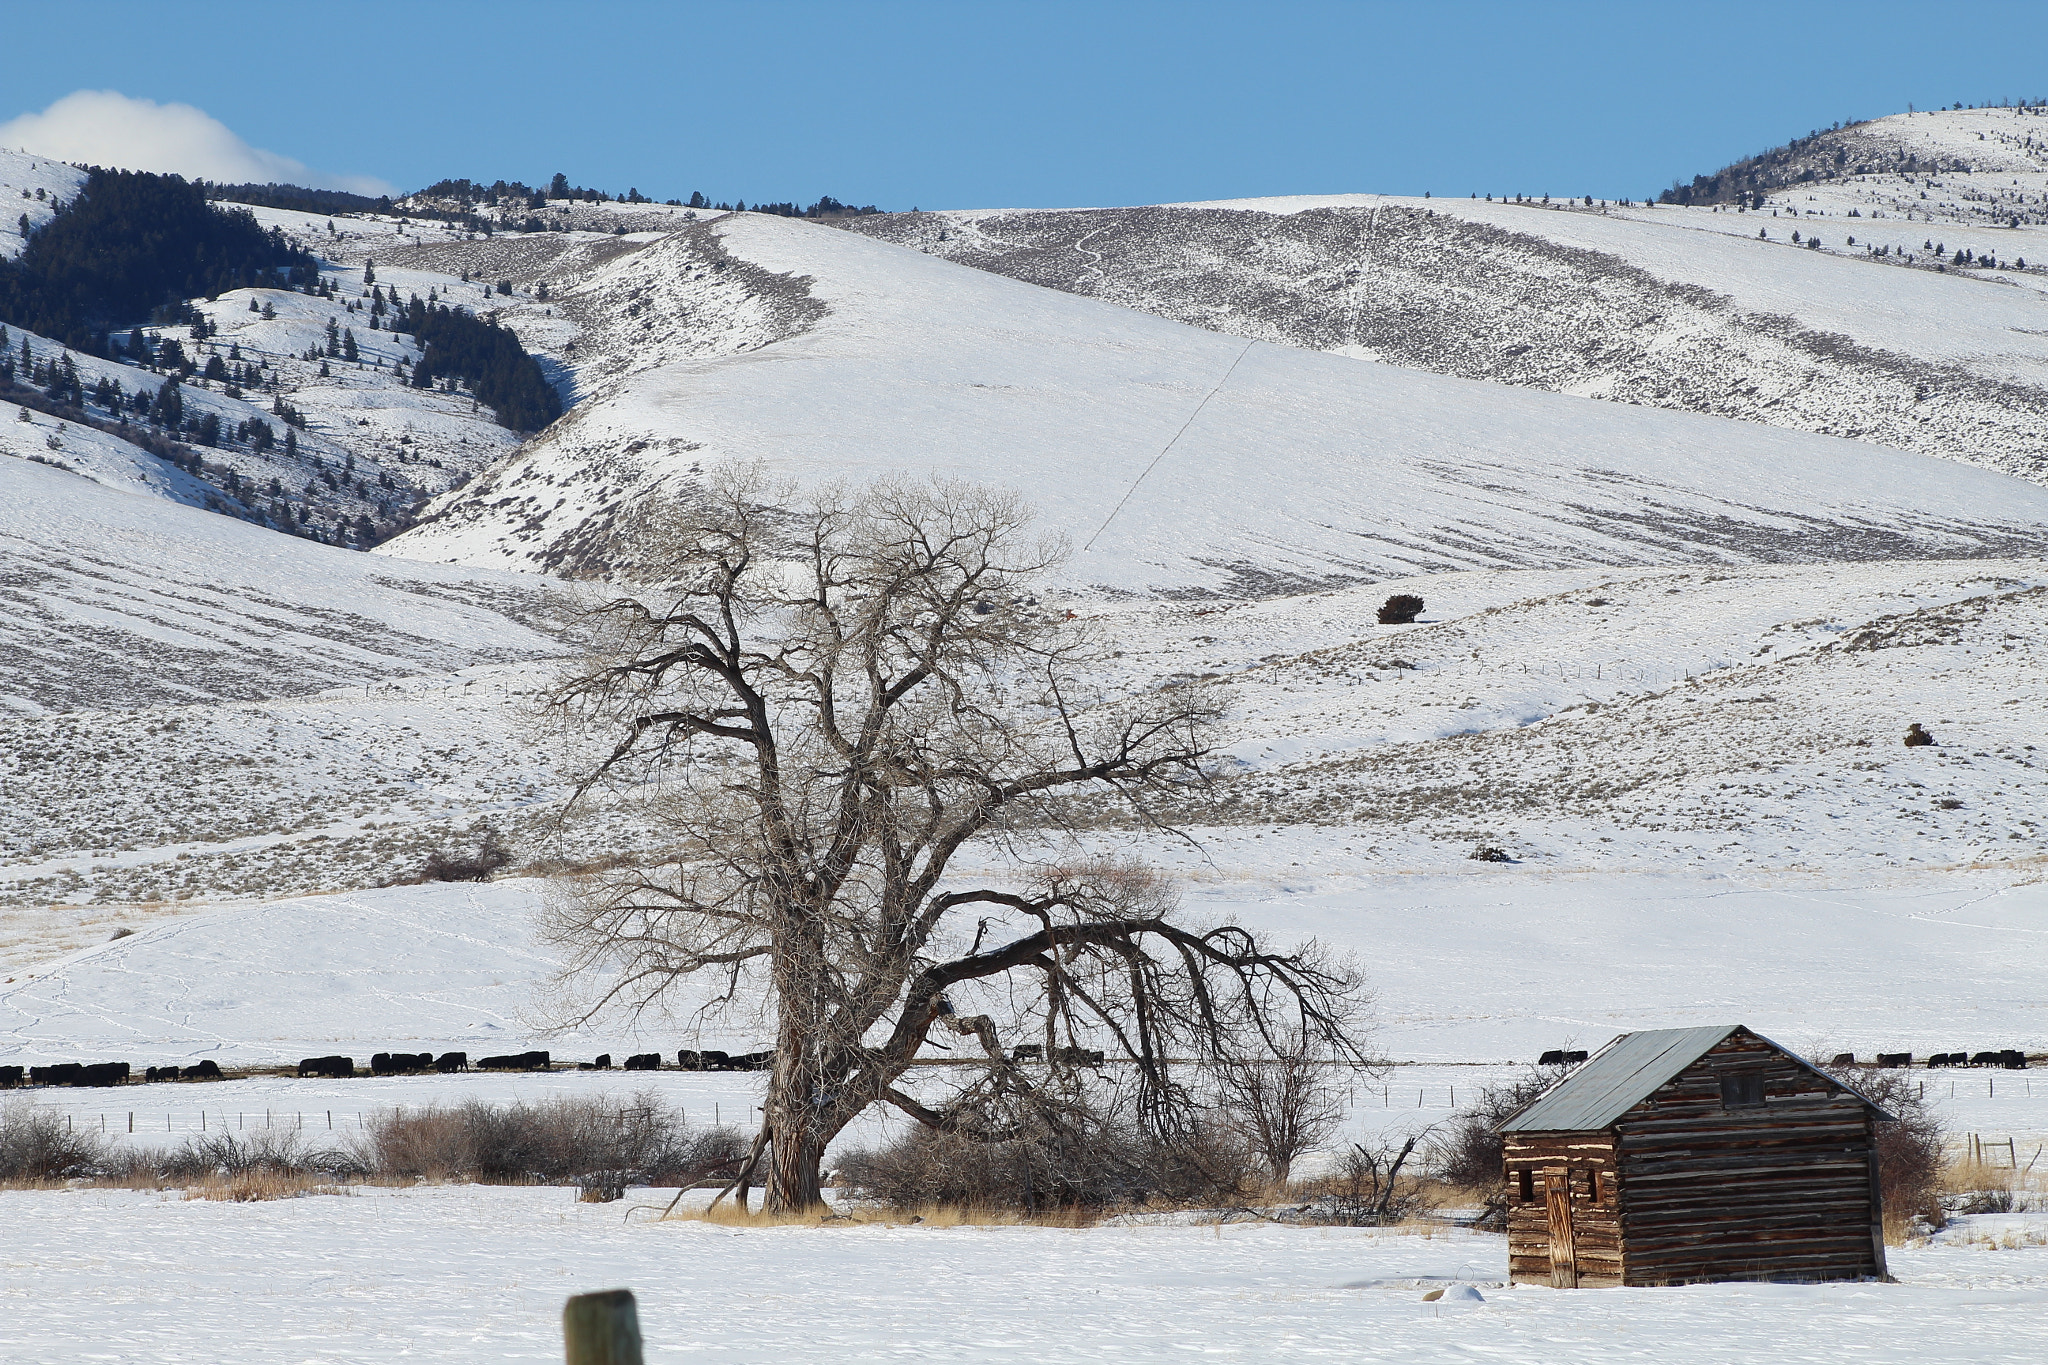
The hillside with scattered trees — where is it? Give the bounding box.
[0,168,315,354]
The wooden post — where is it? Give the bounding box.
[563,1289,642,1365]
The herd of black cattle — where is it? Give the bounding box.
[3,1045,2027,1090]
[0,1047,784,1088]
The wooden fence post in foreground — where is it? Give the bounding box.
[563,1289,643,1365]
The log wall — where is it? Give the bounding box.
[1503,1131,1622,1287]
[1613,1030,1885,1285]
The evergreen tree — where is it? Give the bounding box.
[342,328,358,362]
[150,381,184,428]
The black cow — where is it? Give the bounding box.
[677,1049,731,1071]
[1053,1046,1106,1067]
[297,1055,354,1078]
[146,1065,181,1082]
[730,1051,773,1071]
[623,1053,662,1071]
[186,1059,223,1080]
[578,1054,614,1071]
[477,1050,550,1071]
[1928,1052,1957,1068]
[1829,1052,1857,1068]
[31,1063,83,1085]
[2000,1050,2028,1070]
[78,1062,129,1087]
[0,1065,22,1087]
[434,1052,468,1073]
[372,1052,433,1075]
[1970,1051,2004,1067]
[1010,1044,1044,1063]
[1876,1053,1913,1069]
[1538,1050,1567,1066]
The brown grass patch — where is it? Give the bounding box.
[179,1170,354,1202]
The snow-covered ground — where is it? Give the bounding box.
[1,1183,2043,1364]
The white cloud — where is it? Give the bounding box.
[0,90,394,195]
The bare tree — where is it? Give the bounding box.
[1213,1051,1347,1187]
[542,470,1368,1212]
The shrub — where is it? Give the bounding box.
[1210,1053,1345,1186]
[1295,1136,1435,1224]
[359,1094,740,1185]
[1376,595,1425,625]
[1430,1067,1567,1227]
[156,1128,357,1182]
[0,1097,114,1180]
[839,1082,1254,1213]
[417,835,513,883]
[1823,1065,1946,1232]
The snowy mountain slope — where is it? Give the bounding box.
[3,397,218,507]
[11,555,2040,920]
[1130,562,2048,872]
[378,213,2048,592]
[1664,105,2048,219]
[838,181,2048,485]
[0,153,579,544]
[0,453,580,716]
[0,149,85,258]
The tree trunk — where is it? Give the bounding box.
[766,1118,826,1213]
[763,1006,832,1213]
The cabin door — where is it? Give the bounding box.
[1543,1167,1578,1288]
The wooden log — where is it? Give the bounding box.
[563,1289,643,1365]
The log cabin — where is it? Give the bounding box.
[1496,1024,1893,1287]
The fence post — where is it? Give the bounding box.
[563,1289,643,1365]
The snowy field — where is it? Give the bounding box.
[2,1184,2044,1364]
[8,866,2048,1064]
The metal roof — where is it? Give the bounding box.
[1499,1025,1737,1132]
[1497,1024,1896,1132]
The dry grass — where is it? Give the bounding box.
[179,1170,354,1202]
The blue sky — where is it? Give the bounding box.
[8,1,2048,209]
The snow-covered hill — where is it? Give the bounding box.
[0,150,580,544]
[0,452,578,716]
[838,125,2048,486]
[379,213,2048,592]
